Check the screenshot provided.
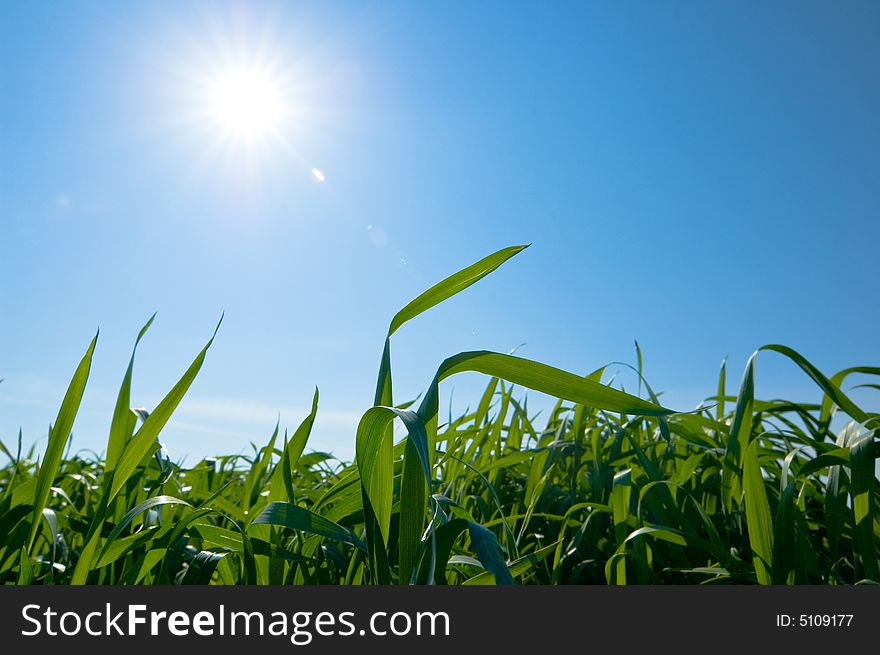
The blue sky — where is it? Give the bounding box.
[2,1,878,463]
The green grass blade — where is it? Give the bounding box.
[242,423,278,511]
[716,357,727,421]
[760,345,874,426]
[16,547,34,585]
[29,333,97,552]
[109,319,220,501]
[772,478,797,584]
[850,432,879,581]
[106,314,154,473]
[743,438,774,584]
[399,439,428,585]
[466,521,514,585]
[103,495,192,546]
[275,388,319,503]
[180,550,226,584]
[820,367,880,425]
[722,352,756,510]
[420,350,674,423]
[387,245,528,338]
[463,542,557,585]
[356,406,431,547]
[250,501,366,553]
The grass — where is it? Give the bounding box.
[1,245,878,585]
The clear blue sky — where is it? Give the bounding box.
[2,1,878,462]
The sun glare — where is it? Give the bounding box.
[209,68,283,142]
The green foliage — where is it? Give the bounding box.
[1,246,878,585]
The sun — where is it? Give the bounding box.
[208,68,283,142]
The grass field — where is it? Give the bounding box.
[1,245,878,585]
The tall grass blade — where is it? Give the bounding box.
[743,438,774,584]
[109,318,221,501]
[28,333,97,552]
[106,314,155,472]
[850,432,879,581]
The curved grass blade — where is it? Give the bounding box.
[467,522,514,585]
[367,245,528,583]
[387,245,529,339]
[40,508,58,581]
[463,542,557,585]
[250,501,366,553]
[356,406,431,544]
[820,367,880,425]
[180,550,227,585]
[430,351,673,417]
[760,346,875,427]
[103,495,192,547]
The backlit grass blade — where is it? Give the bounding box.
[419,350,674,424]
[28,333,97,552]
[417,350,674,483]
[717,357,727,421]
[772,452,798,584]
[387,245,528,339]
[604,526,689,584]
[69,321,218,584]
[356,406,431,546]
[372,245,527,471]
[16,547,34,584]
[722,352,756,511]
[399,438,428,584]
[759,345,876,427]
[367,245,528,582]
[609,469,633,585]
[850,432,878,581]
[34,508,60,583]
[743,438,774,584]
[109,318,221,501]
[825,460,846,562]
[820,367,880,425]
[242,422,278,511]
[106,314,154,473]
[276,388,319,503]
